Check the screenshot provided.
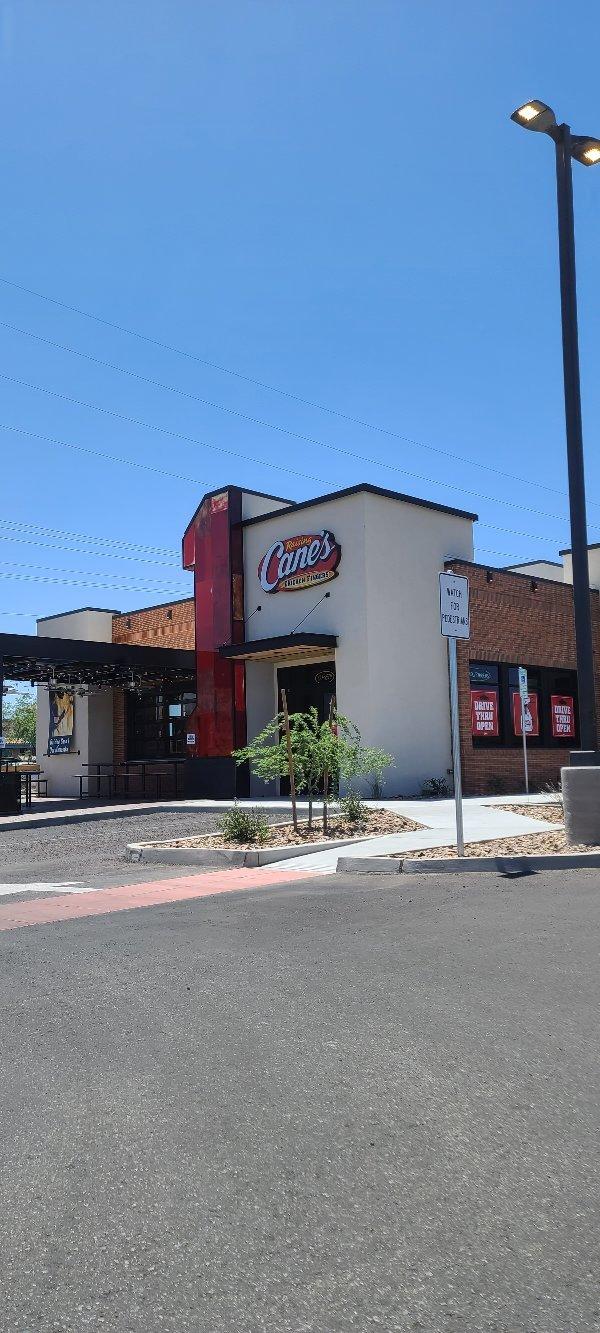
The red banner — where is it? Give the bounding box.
[512,690,539,737]
[551,695,575,739]
[471,688,499,738]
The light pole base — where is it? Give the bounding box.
[562,765,600,845]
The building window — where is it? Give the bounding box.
[127,686,196,759]
[469,661,578,748]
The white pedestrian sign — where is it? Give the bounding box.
[518,665,530,795]
[439,572,470,639]
[439,570,470,859]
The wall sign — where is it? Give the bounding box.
[258,530,341,593]
[551,695,575,739]
[512,690,539,737]
[48,689,75,755]
[469,664,498,685]
[439,572,470,639]
[471,688,500,737]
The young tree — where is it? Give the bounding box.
[233,705,341,834]
[336,717,394,800]
[4,696,36,747]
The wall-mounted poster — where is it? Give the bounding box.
[48,690,75,755]
[512,690,539,737]
[551,695,576,739]
[471,689,500,737]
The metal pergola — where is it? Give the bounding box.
[0,631,196,693]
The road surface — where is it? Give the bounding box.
[2,866,599,1331]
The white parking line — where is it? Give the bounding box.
[0,882,96,897]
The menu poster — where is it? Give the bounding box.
[471,689,500,738]
[551,695,575,740]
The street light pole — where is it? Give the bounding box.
[511,101,600,758]
[553,123,597,752]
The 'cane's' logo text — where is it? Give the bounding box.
[257,530,341,593]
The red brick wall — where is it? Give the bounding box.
[112,598,194,649]
[447,561,600,795]
[112,598,195,762]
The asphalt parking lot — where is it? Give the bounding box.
[0,807,286,887]
[2,866,600,1331]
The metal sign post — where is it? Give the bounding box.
[439,572,470,858]
[518,666,529,796]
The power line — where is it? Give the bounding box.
[0,418,212,489]
[0,555,189,590]
[0,274,585,511]
[0,516,178,560]
[0,530,181,569]
[0,570,189,592]
[0,376,573,524]
[0,316,579,505]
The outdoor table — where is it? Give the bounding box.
[79,764,115,799]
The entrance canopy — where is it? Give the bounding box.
[0,632,196,688]
[219,632,337,663]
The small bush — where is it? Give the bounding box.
[420,776,451,799]
[543,779,563,806]
[218,805,270,845]
[340,790,367,824]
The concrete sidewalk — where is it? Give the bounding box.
[277,794,562,873]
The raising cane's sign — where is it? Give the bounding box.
[258,530,341,593]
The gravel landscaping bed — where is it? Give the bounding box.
[0,809,290,883]
[497,802,564,824]
[158,808,421,851]
[402,828,600,859]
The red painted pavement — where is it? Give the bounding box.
[0,867,317,933]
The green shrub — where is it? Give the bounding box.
[420,775,451,799]
[218,805,270,845]
[340,790,367,824]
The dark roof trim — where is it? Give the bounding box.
[241,482,477,528]
[219,633,337,660]
[115,596,194,617]
[0,631,195,672]
[444,557,598,594]
[559,544,600,555]
[183,484,292,536]
[502,559,562,570]
[37,606,121,622]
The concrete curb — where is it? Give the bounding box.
[336,856,402,875]
[336,852,600,875]
[127,833,371,868]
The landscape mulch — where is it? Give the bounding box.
[160,808,421,852]
[498,803,564,825]
[406,830,600,859]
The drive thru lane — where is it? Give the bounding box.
[2,867,600,1331]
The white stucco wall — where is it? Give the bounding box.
[36,609,116,797]
[507,561,564,582]
[242,489,475,797]
[241,491,292,521]
[561,550,600,590]
[245,658,279,797]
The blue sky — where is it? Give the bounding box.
[1,0,600,625]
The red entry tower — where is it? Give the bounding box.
[182,486,248,797]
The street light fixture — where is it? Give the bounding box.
[511,100,600,757]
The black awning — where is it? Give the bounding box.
[219,633,337,662]
[0,632,196,687]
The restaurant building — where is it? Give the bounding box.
[11,481,598,799]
